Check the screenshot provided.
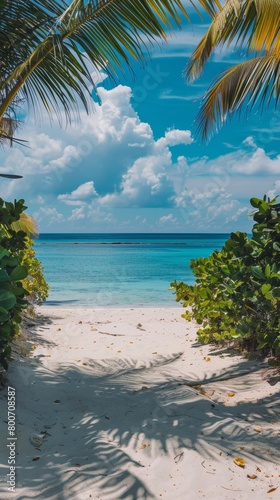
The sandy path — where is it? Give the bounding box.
[0,307,279,499]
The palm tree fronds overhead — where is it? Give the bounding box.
[185,0,280,138]
[186,0,241,81]
[238,0,280,53]
[197,54,280,140]
[186,0,280,82]
[0,0,195,132]
[0,0,238,143]
[195,0,222,18]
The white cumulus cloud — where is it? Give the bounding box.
[159,214,177,223]
[1,78,279,232]
[58,181,98,205]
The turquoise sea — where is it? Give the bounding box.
[34,233,229,307]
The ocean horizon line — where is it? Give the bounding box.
[38,231,231,235]
[34,233,230,307]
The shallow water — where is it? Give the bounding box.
[34,233,229,307]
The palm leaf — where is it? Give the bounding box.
[196,54,280,140]
[0,0,191,127]
[0,0,225,133]
[194,0,222,18]
[11,212,38,237]
[185,0,280,138]
[236,0,280,53]
[187,0,280,83]
[0,117,19,144]
[186,0,241,81]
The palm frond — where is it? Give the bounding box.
[11,212,38,237]
[0,0,192,128]
[195,0,223,18]
[237,0,280,53]
[197,54,280,140]
[186,0,280,83]
[0,0,225,137]
[0,117,18,138]
[186,0,241,81]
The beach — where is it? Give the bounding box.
[2,1,280,499]
[0,306,279,500]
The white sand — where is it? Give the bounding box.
[0,306,279,500]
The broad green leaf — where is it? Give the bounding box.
[0,269,10,282]
[10,265,28,282]
[261,283,271,295]
[250,198,262,208]
[251,266,265,280]
[273,242,280,251]
[0,246,9,260]
[0,310,9,323]
[265,264,271,278]
[200,288,210,299]
[0,290,16,311]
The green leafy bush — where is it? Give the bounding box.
[171,195,280,355]
[0,199,29,369]
[0,198,49,369]
[19,237,49,307]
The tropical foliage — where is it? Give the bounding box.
[171,195,280,356]
[0,199,29,370]
[11,212,38,236]
[0,198,49,370]
[19,237,49,308]
[185,0,280,138]
[0,0,217,143]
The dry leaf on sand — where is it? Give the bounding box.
[139,444,150,449]
[233,457,246,468]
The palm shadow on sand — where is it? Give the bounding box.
[1,315,279,500]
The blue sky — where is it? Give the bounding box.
[0,5,280,233]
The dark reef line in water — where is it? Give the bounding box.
[37,241,216,247]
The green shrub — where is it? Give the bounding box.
[0,198,49,370]
[19,237,49,307]
[171,195,280,355]
[0,199,29,369]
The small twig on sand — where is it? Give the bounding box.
[98,331,125,337]
[221,487,242,492]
